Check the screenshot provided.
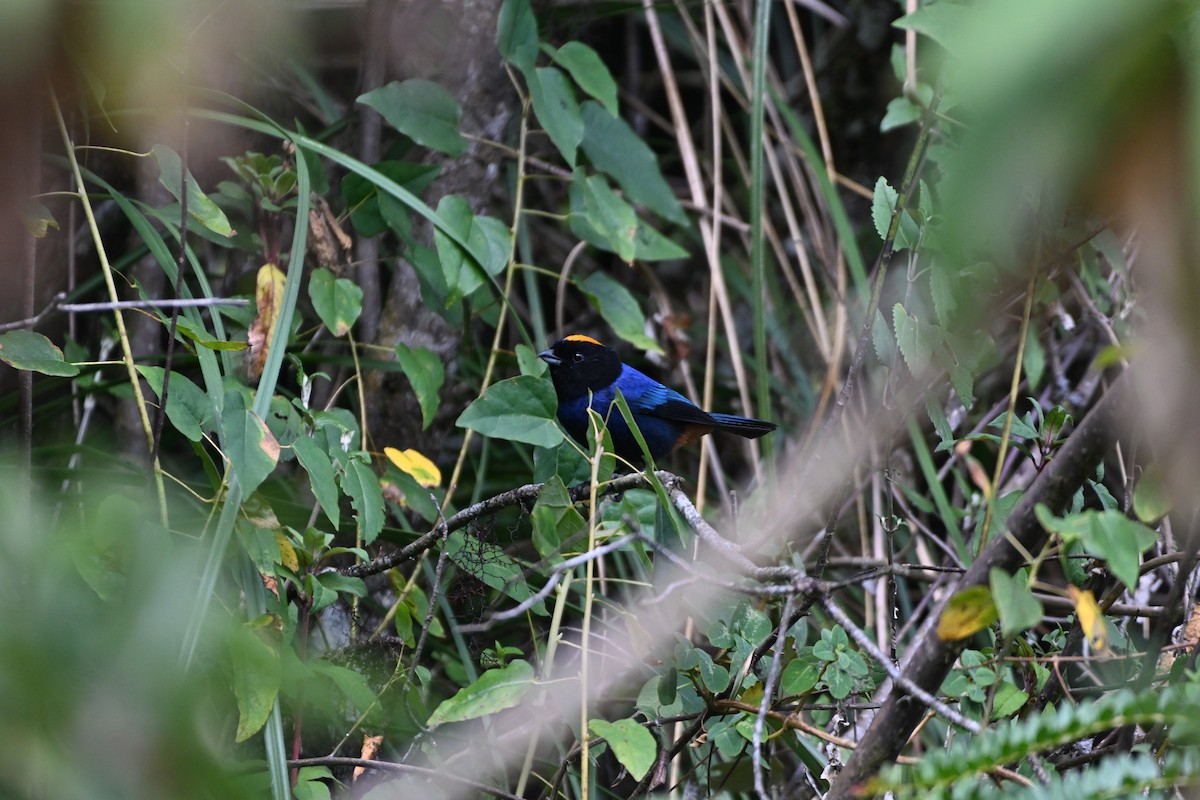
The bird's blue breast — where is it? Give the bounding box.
[556,365,688,460]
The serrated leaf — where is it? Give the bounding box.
[152,144,234,237]
[427,659,535,726]
[340,456,384,544]
[872,308,895,363]
[529,66,583,167]
[0,330,80,376]
[870,177,920,250]
[394,343,445,429]
[580,101,686,224]
[579,272,661,353]
[308,267,362,336]
[221,399,280,495]
[358,80,466,157]
[385,446,441,488]
[588,718,656,781]
[893,303,930,372]
[456,374,563,448]
[938,585,998,641]
[292,436,339,529]
[989,568,1044,637]
[551,41,618,116]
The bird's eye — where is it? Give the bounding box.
[572,352,585,363]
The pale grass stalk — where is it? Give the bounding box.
[51,90,169,526]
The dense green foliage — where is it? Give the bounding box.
[2,0,1200,798]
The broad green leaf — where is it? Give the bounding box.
[137,366,212,442]
[1035,505,1158,591]
[497,0,538,74]
[989,568,1043,637]
[580,174,637,262]
[395,342,445,429]
[292,767,332,800]
[516,343,548,377]
[358,80,466,157]
[569,180,687,262]
[880,96,922,131]
[292,436,340,529]
[579,101,687,224]
[152,144,235,237]
[893,2,972,51]
[307,267,362,336]
[1133,465,1171,523]
[445,529,547,614]
[780,655,821,695]
[588,718,656,781]
[579,272,661,353]
[310,660,378,715]
[531,475,586,558]
[456,374,563,448]
[551,42,619,116]
[340,456,384,545]
[0,330,80,376]
[937,585,997,641]
[990,680,1030,719]
[433,194,511,306]
[221,398,280,495]
[228,626,280,742]
[341,161,440,237]
[529,66,583,167]
[427,659,535,726]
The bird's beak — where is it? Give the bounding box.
[537,349,561,366]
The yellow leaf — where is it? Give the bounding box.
[1068,586,1107,652]
[938,585,998,641]
[246,263,286,380]
[385,447,442,488]
[275,530,299,572]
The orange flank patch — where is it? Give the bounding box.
[673,423,714,450]
[565,334,602,346]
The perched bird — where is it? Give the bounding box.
[538,334,776,462]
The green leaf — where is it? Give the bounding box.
[579,174,637,262]
[358,79,466,157]
[228,626,280,743]
[497,0,538,74]
[221,396,280,495]
[588,718,657,781]
[173,320,248,351]
[136,366,212,442]
[1036,505,1158,591]
[395,343,445,430]
[445,528,547,613]
[989,568,1044,637]
[292,767,332,800]
[0,330,80,376]
[292,437,340,529]
[880,96,922,131]
[579,101,687,224]
[893,2,972,51]
[871,177,919,250]
[433,194,511,306]
[550,42,619,116]
[579,272,661,353]
[937,585,998,641]
[531,476,586,558]
[341,161,440,237]
[340,457,384,545]
[780,656,821,695]
[1023,327,1045,390]
[892,303,930,372]
[427,659,535,726]
[151,144,235,237]
[456,374,563,448]
[1133,465,1171,523]
[307,267,362,337]
[529,67,583,167]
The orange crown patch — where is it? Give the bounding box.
[564,334,602,346]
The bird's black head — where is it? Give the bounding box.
[538,335,622,401]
